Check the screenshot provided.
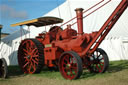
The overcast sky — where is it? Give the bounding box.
[0,0,65,33]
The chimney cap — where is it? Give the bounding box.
[75,8,84,11]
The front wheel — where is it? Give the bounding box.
[59,51,83,80]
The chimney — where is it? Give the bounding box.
[75,8,84,35]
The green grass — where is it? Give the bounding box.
[0,60,128,85]
[35,60,128,80]
[32,67,63,80]
[5,60,128,80]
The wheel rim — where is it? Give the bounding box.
[19,40,40,74]
[60,53,78,80]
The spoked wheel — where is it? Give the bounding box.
[86,48,109,73]
[59,51,83,80]
[0,58,8,78]
[18,39,44,74]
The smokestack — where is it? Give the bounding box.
[75,8,84,35]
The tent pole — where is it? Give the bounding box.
[20,25,23,41]
[0,25,3,43]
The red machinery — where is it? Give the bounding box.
[11,0,128,80]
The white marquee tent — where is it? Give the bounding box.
[0,0,128,65]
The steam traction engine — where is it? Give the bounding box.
[11,0,128,80]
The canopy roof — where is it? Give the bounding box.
[11,16,63,27]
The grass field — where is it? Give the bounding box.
[0,60,128,85]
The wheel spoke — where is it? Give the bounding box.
[69,69,74,77]
[30,41,34,47]
[71,66,77,69]
[32,55,39,58]
[31,48,38,54]
[97,54,101,59]
[71,63,77,68]
[35,58,39,62]
[96,64,100,72]
[70,57,74,64]
[96,52,98,57]
[65,55,70,63]
[26,42,30,52]
[62,62,67,66]
[29,42,35,53]
[23,62,29,68]
[99,57,104,60]
[99,63,103,70]
[32,59,38,65]
[65,67,70,71]
[23,49,28,54]
[62,57,67,66]
[32,49,39,57]
[28,62,32,73]
[31,61,36,72]
[24,57,29,61]
[100,62,104,65]
[24,53,28,56]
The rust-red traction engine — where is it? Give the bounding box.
[11,0,128,80]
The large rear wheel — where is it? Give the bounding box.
[59,51,83,80]
[18,39,44,74]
